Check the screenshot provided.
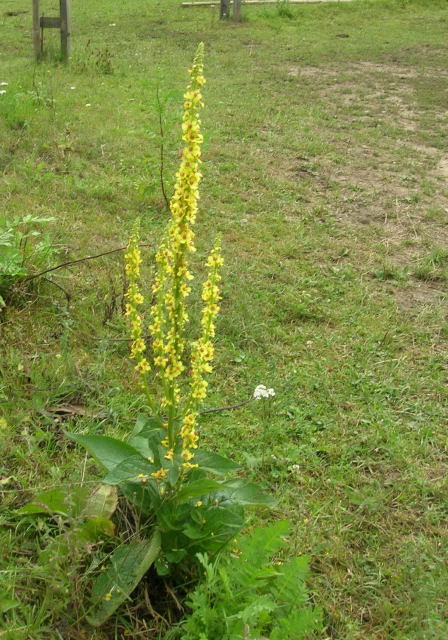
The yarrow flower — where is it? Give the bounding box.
[253,384,275,400]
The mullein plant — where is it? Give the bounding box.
[124,43,223,477]
[66,44,274,627]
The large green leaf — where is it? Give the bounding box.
[126,435,155,460]
[175,478,225,502]
[103,455,156,485]
[82,485,118,519]
[194,450,241,475]
[221,483,276,507]
[0,598,20,614]
[128,420,166,464]
[67,433,141,471]
[185,505,245,545]
[87,529,161,627]
[18,487,89,517]
[39,517,115,564]
[130,415,165,438]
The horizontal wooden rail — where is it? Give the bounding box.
[182,0,352,6]
[40,16,61,28]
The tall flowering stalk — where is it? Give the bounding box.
[124,43,223,479]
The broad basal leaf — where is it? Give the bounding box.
[87,529,161,627]
[175,478,225,502]
[67,433,141,471]
[82,485,118,519]
[18,486,89,517]
[220,483,276,507]
[194,450,242,475]
[103,455,156,485]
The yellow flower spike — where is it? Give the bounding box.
[124,219,150,383]
[124,46,223,482]
[185,239,223,446]
[147,43,206,451]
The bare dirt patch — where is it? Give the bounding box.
[437,157,448,179]
[285,59,448,314]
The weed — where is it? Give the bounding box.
[0,90,36,131]
[413,249,448,282]
[0,215,56,307]
[276,0,296,20]
[72,40,114,75]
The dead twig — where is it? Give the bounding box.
[163,579,184,612]
[156,87,170,211]
[200,399,252,414]
[42,276,71,305]
[23,243,151,283]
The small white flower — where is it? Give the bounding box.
[0,90,6,95]
[109,23,116,27]
[253,384,275,400]
[0,82,8,87]
[85,103,91,107]
[70,86,76,90]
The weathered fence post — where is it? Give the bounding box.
[220,0,230,19]
[32,0,41,59]
[233,0,242,20]
[59,0,71,60]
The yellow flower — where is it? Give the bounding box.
[124,219,150,380]
[151,468,169,480]
[182,462,199,471]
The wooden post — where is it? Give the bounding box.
[32,0,41,59]
[233,0,242,20]
[220,0,230,18]
[59,0,71,60]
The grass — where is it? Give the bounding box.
[1,0,448,638]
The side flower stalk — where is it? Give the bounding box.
[124,221,149,378]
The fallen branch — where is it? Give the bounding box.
[23,243,152,283]
[200,399,252,414]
